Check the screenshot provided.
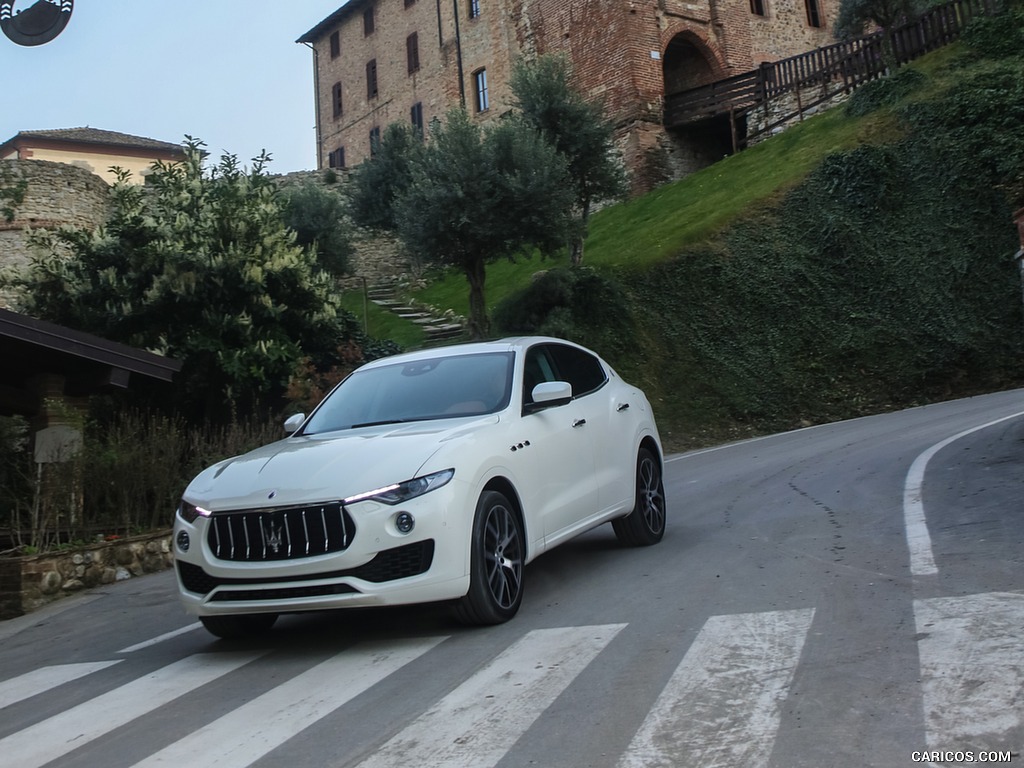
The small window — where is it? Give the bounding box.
[404,0,416,7]
[749,0,766,15]
[473,68,489,112]
[411,102,424,135]
[805,0,822,27]
[328,147,346,169]
[407,32,420,74]
[332,82,343,118]
[369,126,381,157]
[363,6,375,35]
[547,344,607,398]
[469,0,480,18]
[329,30,341,58]
[366,59,378,99]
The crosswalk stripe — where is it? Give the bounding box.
[0,661,122,710]
[915,591,1024,750]
[131,635,447,768]
[355,623,626,768]
[0,651,264,768]
[618,608,816,768]
[118,622,202,654]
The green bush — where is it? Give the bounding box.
[959,5,1024,60]
[844,68,927,117]
[493,267,635,355]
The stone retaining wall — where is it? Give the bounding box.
[0,530,174,620]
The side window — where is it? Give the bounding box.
[547,344,607,398]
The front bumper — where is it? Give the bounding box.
[173,482,471,616]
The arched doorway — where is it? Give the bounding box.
[663,33,717,95]
[659,32,735,181]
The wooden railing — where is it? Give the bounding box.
[664,0,1001,141]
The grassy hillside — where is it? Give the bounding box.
[386,12,1024,449]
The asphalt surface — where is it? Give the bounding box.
[1,388,1021,767]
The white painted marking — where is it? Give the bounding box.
[356,624,626,768]
[0,651,263,768]
[133,636,447,768]
[903,410,1024,576]
[118,622,202,654]
[0,661,121,709]
[619,608,815,768]
[915,592,1024,750]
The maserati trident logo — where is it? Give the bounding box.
[263,516,284,554]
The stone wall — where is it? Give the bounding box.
[0,530,174,620]
[0,159,111,309]
[746,80,852,145]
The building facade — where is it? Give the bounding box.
[298,0,838,191]
[0,128,185,185]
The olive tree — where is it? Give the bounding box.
[351,110,575,338]
[511,54,627,266]
[834,0,920,40]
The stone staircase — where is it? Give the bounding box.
[366,283,465,345]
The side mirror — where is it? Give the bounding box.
[525,381,572,413]
[283,413,306,434]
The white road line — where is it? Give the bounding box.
[915,592,1024,751]
[618,608,815,768]
[0,651,263,768]
[118,622,202,654]
[132,636,447,768]
[903,410,1024,577]
[0,661,121,709]
[355,624,626,768]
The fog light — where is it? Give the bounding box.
[395,512,415,534]
[176,530,190,552]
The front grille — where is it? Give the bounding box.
[177,540,435,597]
[206,502,355,562]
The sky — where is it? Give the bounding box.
[1,1,349,174]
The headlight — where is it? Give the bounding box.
[344,468,455,506]
[178,501,212,524]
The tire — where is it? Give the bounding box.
[612,447,666,546]
[200,613,278,640]
[454,490,525,625]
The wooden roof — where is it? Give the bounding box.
[0,308,181,415]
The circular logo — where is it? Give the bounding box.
[1,1,73,47]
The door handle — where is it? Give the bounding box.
[572,419,587,428]
[617,403,630,411]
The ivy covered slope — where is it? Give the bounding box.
[491,12,1024,449]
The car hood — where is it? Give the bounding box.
[184,416,497,511]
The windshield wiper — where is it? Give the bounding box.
[350,419,409,429]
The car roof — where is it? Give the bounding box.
[357,336,588,370]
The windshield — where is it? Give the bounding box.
[302,351,515,433]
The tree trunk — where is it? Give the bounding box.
[464,258,489,339]
[570,201,591,267]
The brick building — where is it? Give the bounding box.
[298,0,838,191]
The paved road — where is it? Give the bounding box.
[1,389,1022,767]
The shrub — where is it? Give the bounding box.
[844,68,926,117]
[493,266,635,356]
